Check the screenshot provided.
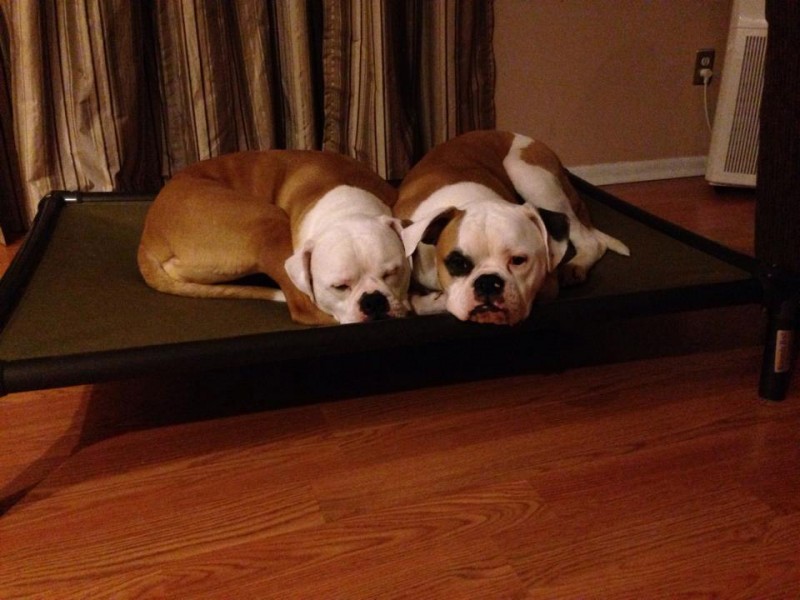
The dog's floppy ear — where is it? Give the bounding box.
[284,241,315,299]
[537,208,570,243]
[538,208,571,271]
[400,207,463,257]
[378,215,406,238]
[521,205,570,272]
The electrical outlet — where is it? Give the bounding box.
[693,49,715,85]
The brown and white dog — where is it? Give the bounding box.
[395,130,629,325]
[138,150,411,325]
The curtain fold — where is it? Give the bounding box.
[0,4,24,243]
[0,0,495,241]
[2,0,163,226]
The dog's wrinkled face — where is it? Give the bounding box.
[404,202,565,325]
[285,216,411,324]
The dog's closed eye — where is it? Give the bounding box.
[382,266,400,281]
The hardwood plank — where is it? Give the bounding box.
[2,480,324,599]
[0,386,91,504]
[195,480,537,600]
[602,177,756,256]
[0,368,328,509]
[0,417,339,596]
[501,475,797,598]
[3,481,539,599]
[5,403,340,513]
[0,238,20,267]
[223,534,527,600]
[313,348,778,520]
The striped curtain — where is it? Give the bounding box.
[0,0,495,242]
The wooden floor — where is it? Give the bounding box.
[1,178,798,598]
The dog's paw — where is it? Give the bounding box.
[410,291,447,315]
[537,273,560,303]
[560,263,589,286]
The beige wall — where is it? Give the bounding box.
[494,0,732,167]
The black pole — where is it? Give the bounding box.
[755,1,800,400]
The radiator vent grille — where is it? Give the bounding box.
[724,34,767,175]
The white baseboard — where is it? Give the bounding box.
[568,156,707,186]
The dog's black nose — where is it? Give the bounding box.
[359,291,390,319]
[473,273,504,300]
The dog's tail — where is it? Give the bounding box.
[137,246,287,303]
[597,230,631,257]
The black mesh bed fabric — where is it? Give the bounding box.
[0,176,763,397]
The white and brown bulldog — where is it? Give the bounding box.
[395,130,629,325]
[138,150,411,325]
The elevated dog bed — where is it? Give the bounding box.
[0,176,784,399]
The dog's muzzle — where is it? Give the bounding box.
[473,273,504,302]
[469,273,510,324]
[359,290,390,320]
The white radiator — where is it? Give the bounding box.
[705,0,768,187]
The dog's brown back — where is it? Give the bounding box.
[137,150,396,325]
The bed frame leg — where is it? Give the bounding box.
[753,2,800,400]
[758,269,799,401]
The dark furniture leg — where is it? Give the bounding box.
[755,2,800,400]
[759,269,799,400]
